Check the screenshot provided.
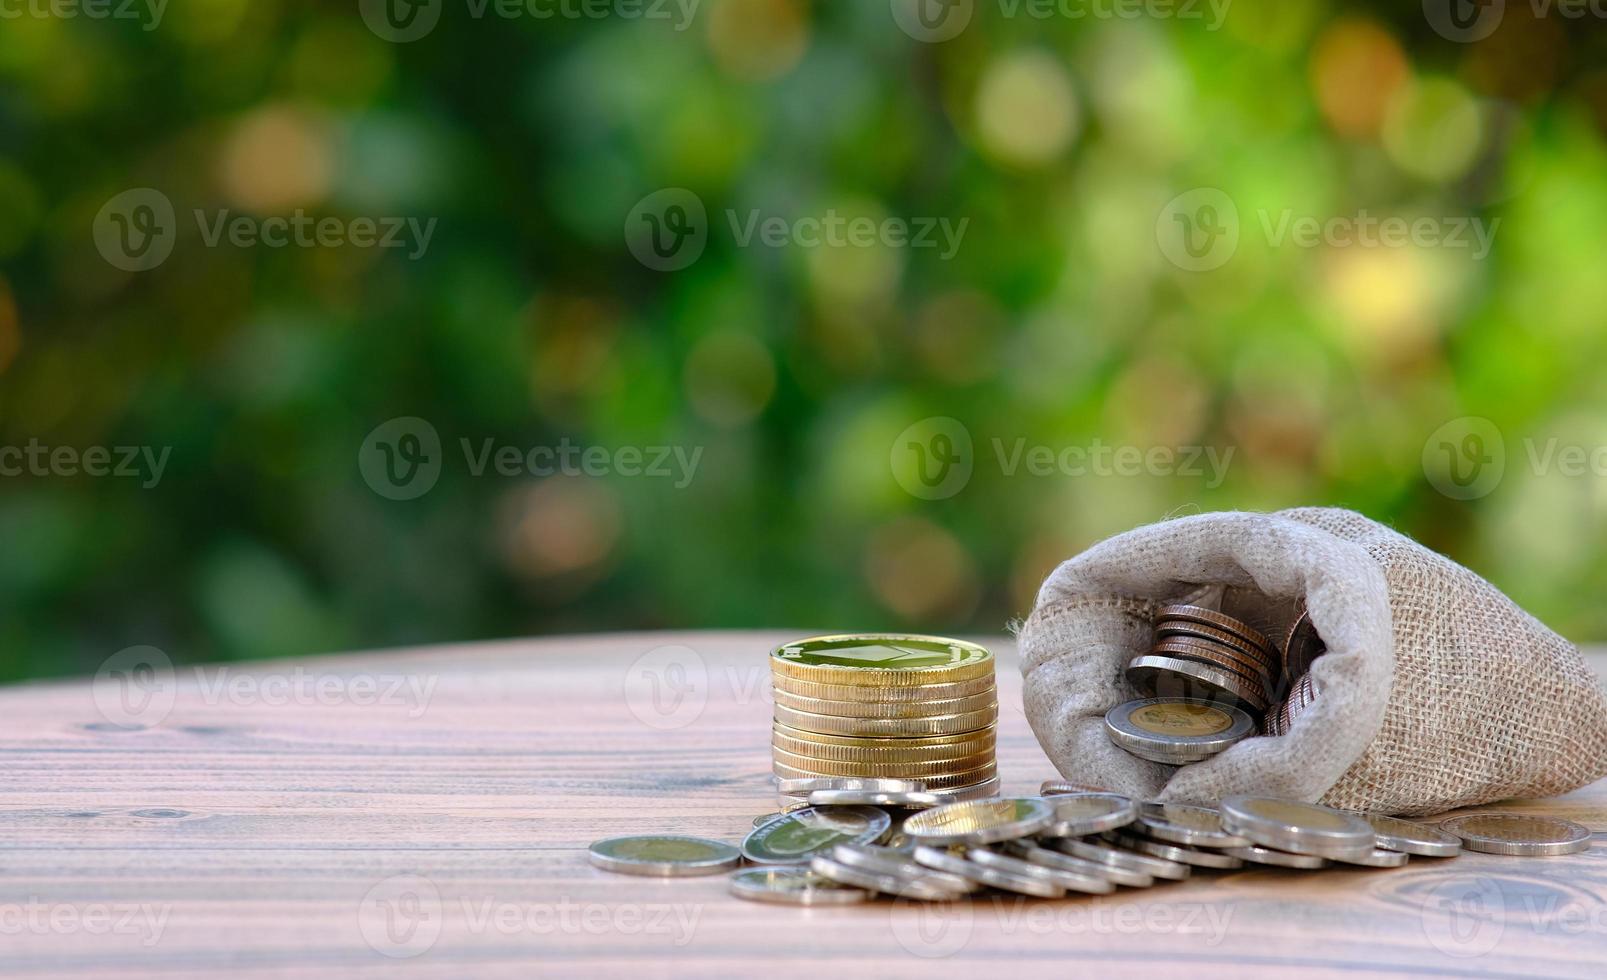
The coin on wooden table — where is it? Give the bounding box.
[901,797,1055,846]
[588,836,741,877]
[774,759,997,791]
[1328,847,1410,868]
[1361,814,1462,857]
[776,794,811,812]
[832,843,979,893]
[1137,803,1249,848]
[1001,840,1155,887]
[1038,793,1139,837]
[808,788,946,808]
[1040,779,1111,796]
[1220,796,1374,860]
[773,702,999,738]
[1223,844,1328,869]
[770,634,994,687]
[1111,831,1244,869]
[1438,813,1593,856]
[810,854,957,899]
[754,812,783,827]
[1050,837,1190,880]
[910,845,1065,898]
[771,747,995,779]
[966,847,1115,894]
[773,687,999,719]
[1155,604,1274,650]
[1126,655,1269,712]
[774,776,926,795]
[1105,698,1254,764]
[927,775,1003,799]
[741,805,893,864]
[729,867,873,906]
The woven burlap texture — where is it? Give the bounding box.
[1018,507,1607,816]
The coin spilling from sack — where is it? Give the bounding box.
[768,634,999,809]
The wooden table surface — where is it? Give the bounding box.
[1,631,1603,978]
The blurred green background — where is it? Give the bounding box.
[4,0,1607,681]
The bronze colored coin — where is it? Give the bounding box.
[773,759,997,790]
[1281,609,1326,680]
[773,701,997,737]
[1155,622,1278,675]
[772,673,997,703]
[1155,604,1273,652]
[1150,637,1275,689]
[772,687,998,719]
[1126,654,1269,712]
[771,746,995,778]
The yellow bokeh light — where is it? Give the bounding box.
[974,50,1080,169]
[863,517,980,623]
[219,105,333,213]
[1310,18,1409,139]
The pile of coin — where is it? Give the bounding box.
[1126,604,1280,713]
[590,781,1593,903]
[768,634,999,809]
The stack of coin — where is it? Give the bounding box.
[769,634,998,808]
[1125,604,1278,714]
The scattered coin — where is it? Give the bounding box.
[1110,831,1243,869]
[1362,813,1462,857]
[810,854,957,899]
[740,805,892,864]
[1050,837,1191,880]
[1327,847,1411,868]
[1105,699,1254,764]
[728,867,873,905]
[901,797,1055,846]
[1439,813,1593,857]
[967,846,1115,894]
[754,812,783,827]
[1136,803,1249,848]
[910,845,1065,898]
[832,843,978,893]
[1002,839,1156,887]
[588,835,741,877]
[1040,779,1111,796]
[1223,844,1328,869]
[1038,792,1139,837]
[1220,796,1374,860]
[808,788,946,808]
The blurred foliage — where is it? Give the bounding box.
[4,0,1607,681]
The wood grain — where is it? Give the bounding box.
[0,632,1603,978]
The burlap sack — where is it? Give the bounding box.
[1018,507,1607,816]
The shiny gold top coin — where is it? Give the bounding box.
[770,634,993,686]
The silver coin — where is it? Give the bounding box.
[1439,813,1593,857]
[775,794,811,812]
[1328,847,1410,868]
[808,788,946,808]
[729,867,873,905]
[1220,796,1374,860]
[1105,699,1255,761]
[966,847,1114,894]
[1038,793,1138,837]
[1050,837,1190,880]
[1040,779,1111,796]
[741,805,893,864]
[1114,831,1244,869]
[928,776,1003,800]
[810,854,956,900]
[1224,844,1328,869]
[1362,813,1461,857]
[775,776,927,794]
[901,797,1055,846]
[588,835,741,877]
[833,843,978,893]
[910,845,1064,898]
[1002,840,1155,887]
[1137,803,1249,848]
[753,812,783,827]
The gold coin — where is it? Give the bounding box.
[771,747,995,778]
[769,634,994,686]
[772,673,997,703]
[772,734,995,765]
[772,687,998,719]
[771,722,995,751]
[774,702,997,737]
[773,760,997,790]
